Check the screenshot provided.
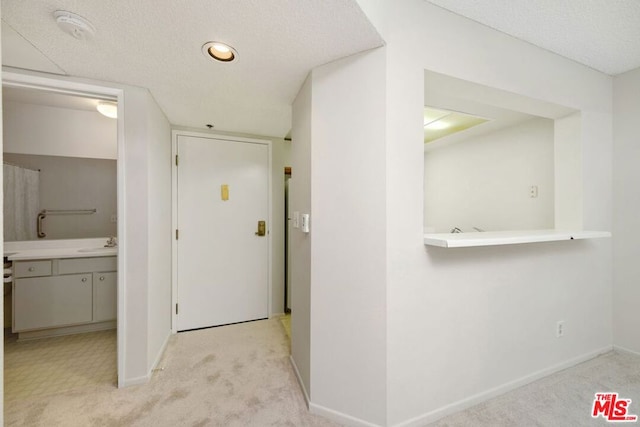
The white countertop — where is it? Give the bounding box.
[6,247,117,261]
[424,229,611,248]
[4,238,117,261]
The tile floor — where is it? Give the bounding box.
[3,328,117,403]
[280,313,291,339]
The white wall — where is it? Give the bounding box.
[0,9,5,417]
[3,153,117,239]
[3,101,117,159]
[310,49,387,425]
[282,138,292,166]
[355,1,612,425]
[424,117,554,233]
[146,90,172,372]
[613,67,640,354]
[270,138,286,315]
[291,49,388,425]
[290,75,312,398]
[120,85,151,383]
[554,112,583,230]
[117,85,172,385]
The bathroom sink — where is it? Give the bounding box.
[77,247,117,253]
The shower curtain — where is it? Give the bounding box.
[3,164,40,241]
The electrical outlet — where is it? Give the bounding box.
[556,320,565,338]
[530,185,539,198]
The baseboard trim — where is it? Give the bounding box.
[121,330,171,388]
[394,346,613,427]
[289,356,382,427]
[613,345,640,357]
[309,402,382,427]
[289,355,310,408]
[149,330,172,373]
[17,321,116,341]
[122,374,150,387]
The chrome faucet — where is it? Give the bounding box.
[450,227,462,233]
[105,236,118,247]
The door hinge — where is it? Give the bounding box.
[175,154,179,166]
[175,303,179,315]
[175,229,179,240]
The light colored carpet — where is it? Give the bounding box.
[5,318,339,427]
[5,317,639,426]
[431,350,640,427]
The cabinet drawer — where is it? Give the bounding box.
[58,257,117,274]
[13,260,52,278]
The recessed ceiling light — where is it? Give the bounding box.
[202,41,237,62]
[97,101,117,119]
[423,106,490,143]
[424,120,451,130]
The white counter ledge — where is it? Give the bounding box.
[424,229,611,248]
[6,247,117,261]
[4,238,117,260]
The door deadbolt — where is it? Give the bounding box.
[255,220,266,236]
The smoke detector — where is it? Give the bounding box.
[54,11,95,41]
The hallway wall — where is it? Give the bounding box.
[613,66,640,355]
[357,1,612,425]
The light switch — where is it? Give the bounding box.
[293,211,300,228]
[221,184,229,201]
[301,214,310,233]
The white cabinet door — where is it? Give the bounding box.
[14,274,93,331]
[93,272,117,322]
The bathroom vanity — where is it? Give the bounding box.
[5,239,117,340]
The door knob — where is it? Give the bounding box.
[255,220,266,236]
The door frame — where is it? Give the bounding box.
[2,69,126,387]
[171,130,273,333]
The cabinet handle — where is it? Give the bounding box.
[28,267,35,272]
[99,276,105,281]
[81,277,88,282]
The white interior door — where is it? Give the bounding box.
[177,135,269,331]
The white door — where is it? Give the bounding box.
[177,135,270,331]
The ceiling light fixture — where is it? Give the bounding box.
[424,120,451,130]
[423,107,491,143]
[97,101,118,119]
[54,11,96,40]
[202,41,237,62]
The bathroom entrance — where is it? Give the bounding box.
[2,80,121,400]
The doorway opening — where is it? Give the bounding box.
[2,72,125,397]
[284,166,292,314]
[172,131,272,333]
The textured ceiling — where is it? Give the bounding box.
[1,1,384,137]
[426,0,640,76]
